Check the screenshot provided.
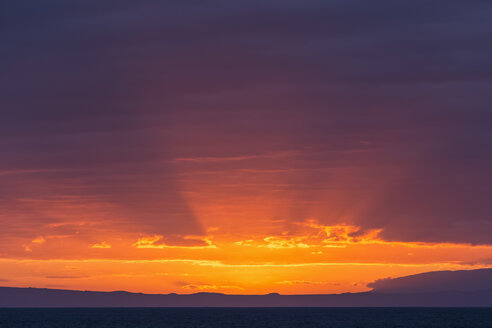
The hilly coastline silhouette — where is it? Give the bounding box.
[2,268,492,307]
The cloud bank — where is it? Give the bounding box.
[1,0,492,254]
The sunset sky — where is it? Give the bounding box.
[1,0,492,294]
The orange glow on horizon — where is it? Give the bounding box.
[2,217,492,294]
[1,142,491,295]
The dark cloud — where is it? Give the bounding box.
[1,1,491,243]
[44,275,89,279]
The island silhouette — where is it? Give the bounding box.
[2,268,492,307]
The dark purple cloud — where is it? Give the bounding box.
[1,0,491,243]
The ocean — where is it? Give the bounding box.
[0,308,491,327]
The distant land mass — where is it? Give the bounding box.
[368,267,492,293]
[2,268,492,307]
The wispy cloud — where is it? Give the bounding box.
[133,235,216,250]
[90,242,111,249]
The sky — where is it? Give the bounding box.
[1,0,492,294]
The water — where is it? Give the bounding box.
[0,308,492,327]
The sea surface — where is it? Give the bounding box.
[0,308,492,328]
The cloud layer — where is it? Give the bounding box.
[1,0,492,265]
